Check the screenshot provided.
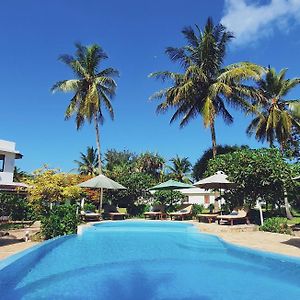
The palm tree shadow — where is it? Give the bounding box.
[102,268,211,300]
[281,238,300,249]
[0,236,23,246]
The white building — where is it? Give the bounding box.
[0,140,26,191]
[179,187,218,208]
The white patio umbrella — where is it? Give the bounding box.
[78,174,126,215]
[193,171,237,190]
[194,171,237,211]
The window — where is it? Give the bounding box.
[204,195,210,204]
[0,155,5,172]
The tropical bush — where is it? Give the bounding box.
[107,165,156,208]
[41,204,79,239]
[192,204,204,217]
[25,166,83,216]
[127,204,150,217]
[0,193,34,220]
[83,202,96,212]
[260,217,292,235]
[153,190,186,211]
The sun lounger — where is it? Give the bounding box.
[80,211,101,222]
[198,212,220,223]
[0,216,10,223]
[109,207,128,220]
[217,208,249,226]
[169,204,193,221]
[144,205,166,220]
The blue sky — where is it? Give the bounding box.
[1,0,300,173]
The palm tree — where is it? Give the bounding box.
[168,155,191,183]
[52,43,119,174]
[13,167,29,182]
[247,67,300,153]
[74,146,99,176]
[150,18,264,158]
[135,152,165,180]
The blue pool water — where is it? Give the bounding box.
[1,221,300,299]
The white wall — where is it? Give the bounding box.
[187,194,216,207]
[0,140,18,184]
[0,153,15,183]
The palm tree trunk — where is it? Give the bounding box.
[279,142,293,219]
[94,115,102,175]
[210,118,217,158]
[280,142,285,155]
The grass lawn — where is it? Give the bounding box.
[287,214,300,226]
[0,223,27,231]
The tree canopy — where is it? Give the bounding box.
[193,144,249,180]
[206,148,300,211]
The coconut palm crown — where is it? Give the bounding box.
[74,146,99,176]
[167,155,192,183]
[247,67,300,152]
[149,18,264,158]
[52,43,119,174]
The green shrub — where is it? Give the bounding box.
[127,204,149,217]
[153,190,186,209]
[41,204,79,240]
[83,202,96,212]
[0,193,34,221]
[192,204,204,217]
[260,217,292,235]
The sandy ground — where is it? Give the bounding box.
[1,220,300,261]
[0,221,41,260]
[0,241,39,260]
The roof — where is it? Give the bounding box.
[0,139,23,159]
[0,182,28,191]
[178,187,215,195]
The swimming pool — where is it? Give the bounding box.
[1,221,300,299]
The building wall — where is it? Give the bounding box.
[187,194,216,208]
[0,140,17,184]
[0,152,15,183]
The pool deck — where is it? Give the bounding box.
[1,219,300,260]
[194,221,300,258]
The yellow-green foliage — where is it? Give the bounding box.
[25,166,83,213]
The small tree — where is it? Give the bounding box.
[106,164,156,208]
[193,145,249,180]
[25,166,83,216]
[153,190,185,211]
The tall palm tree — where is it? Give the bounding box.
[168,155,191,183]
[247,67,300,153]
[52,43,119,174]
[150,18,264,158]
[74,146,99,176]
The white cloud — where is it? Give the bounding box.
[221,0,300,46]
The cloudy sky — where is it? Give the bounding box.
[1,0,300,172]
